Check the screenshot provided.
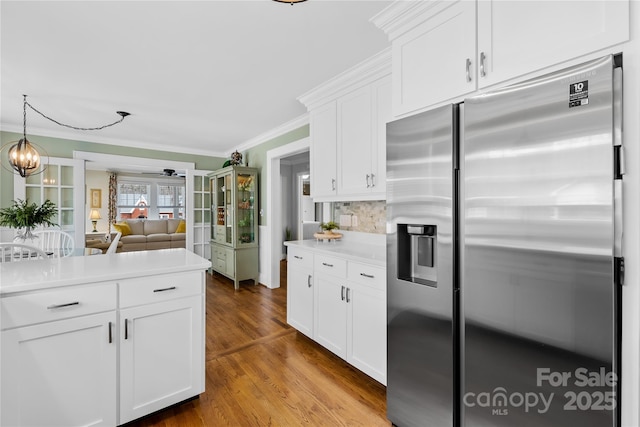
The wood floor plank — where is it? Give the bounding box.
[127,263,389,426]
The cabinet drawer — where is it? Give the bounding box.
[288,247,313,269]
[1,283,117,329]
[314,254,347,278]
[348,262,386,291]
[119,271,203,308]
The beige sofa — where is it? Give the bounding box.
[114,219,186,252]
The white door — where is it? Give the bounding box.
[14,156,85,249]
[337,85,372,196]
[119,296,203,424]
[477,0,629,88]
[347,283,387,385]
[1,312,117,427]
[310,101,337,198]
[186,169,212,258]
[314,274,347,358]
[287,267,314,338]
[392,0,476,116]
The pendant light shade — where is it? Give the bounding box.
[273,0,307,4]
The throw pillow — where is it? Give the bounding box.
[113,222,132,236]
[176,220,186,233]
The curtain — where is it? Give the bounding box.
[108,172,117,232]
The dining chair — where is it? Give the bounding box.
[106,232,122,254]
[32,230,75,257]
[0,243,49,262]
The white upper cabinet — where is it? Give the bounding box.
[299,49,391,202]
[386,0,476,117]
[310,101,338,199]
[337,76,391,198]
[477,0,630,88]
[372,0,629,116]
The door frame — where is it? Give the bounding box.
[265,137,310,289]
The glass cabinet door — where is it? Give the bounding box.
[235,171,256,246]
[212,173,232,245]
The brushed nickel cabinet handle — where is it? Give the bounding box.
[346,287,351,303]
[366,174,371,188]
[331,178,336,191]
[341,285,345,301]
[360,272,375,279]
[124,318,129,340]
[322,262,334,268]
[108,321,113,344]
[47,301,79,310]
[294,255,303,260]
[307,275,312,288]
[371,173,375,187]
[480,52,486,77]
[466,58,472,82]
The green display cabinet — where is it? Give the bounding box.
[208,166,259,289]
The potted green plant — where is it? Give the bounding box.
[320,221,339,234]
[0,199,57,244]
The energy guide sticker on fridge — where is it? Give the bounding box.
[569,80,589,107]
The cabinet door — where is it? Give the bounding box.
[392,0,476,116]
[337,85,373,196]
[287,266,314,338]
[119,296,203,425]
[1,312,117,427]
[371,75,392,198]
[310,101,337,199]
[477,0,629,88]
[347,283,387,385]
[314,274,347,358]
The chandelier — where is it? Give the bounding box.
[2,95,130,178]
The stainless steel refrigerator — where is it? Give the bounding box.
[386,55,623,427]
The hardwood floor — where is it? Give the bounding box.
[127,260,389,426]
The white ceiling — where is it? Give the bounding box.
[1,0,392,158]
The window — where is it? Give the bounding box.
[117,178,185,220]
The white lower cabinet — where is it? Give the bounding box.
[1,309,117,427]
[287,248,387,385]
[119,296,203,424]
[287,248,314,338]
[0,270,205,427]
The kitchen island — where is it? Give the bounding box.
[0,248,211,427]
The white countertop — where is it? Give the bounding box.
[285,239,386,267]
[0,248,212,296]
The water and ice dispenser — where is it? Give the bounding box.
[397,224,437,287]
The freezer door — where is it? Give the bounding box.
[462,56,618,427]
[386,104,456,427]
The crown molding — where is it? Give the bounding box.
[371,0,458,41]
[234,113,309,154]
[297,47,391,111]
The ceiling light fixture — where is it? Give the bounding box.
[273,0,307,5]
[1,95,130,178]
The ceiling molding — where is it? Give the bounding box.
[1,124,227,158]
[370,0,457,41]
[233,113,310,154]
[297,47,391,111]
